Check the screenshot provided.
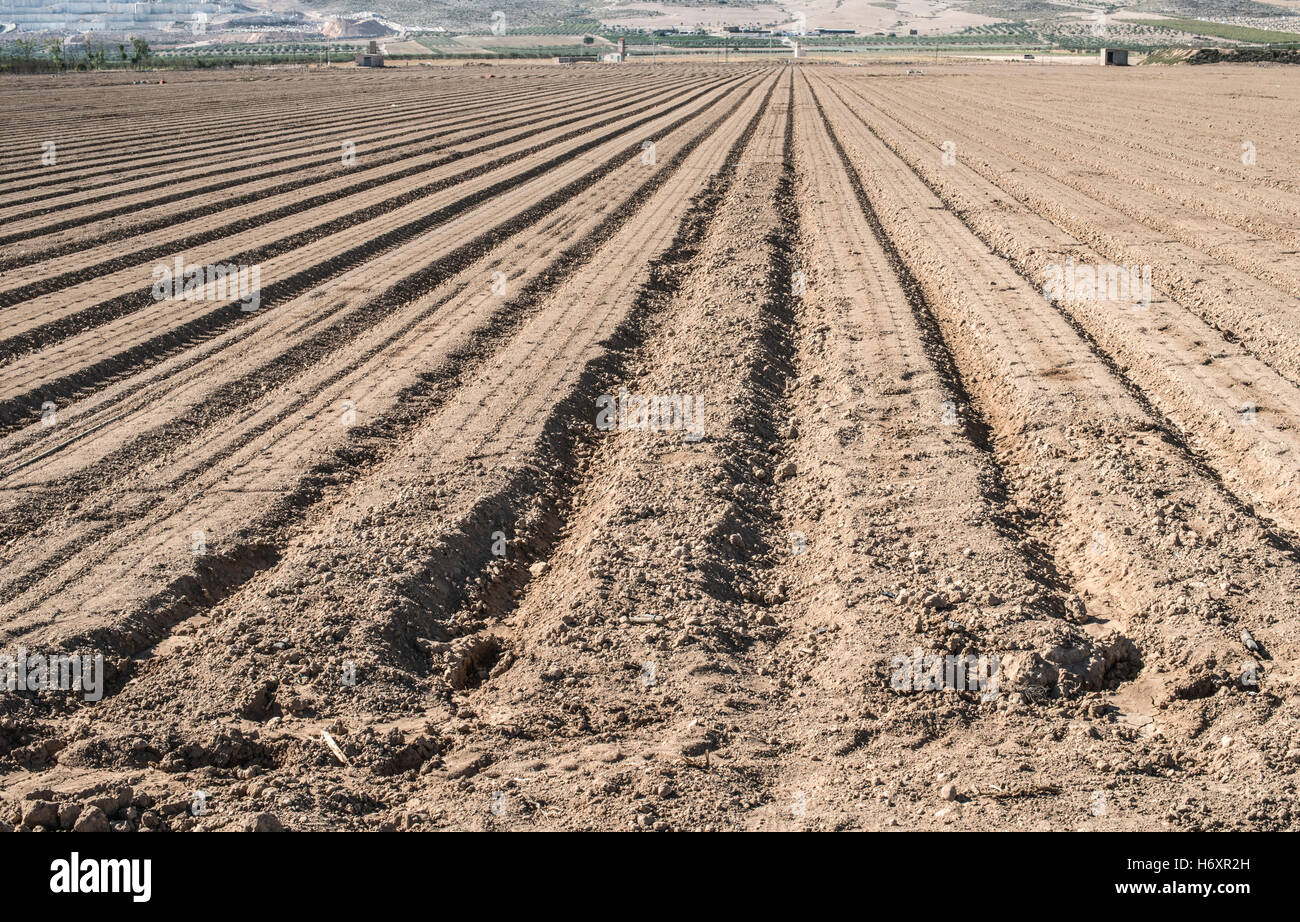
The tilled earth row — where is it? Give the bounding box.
[0,63,1297,831]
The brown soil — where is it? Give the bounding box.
[1,62,1298,832]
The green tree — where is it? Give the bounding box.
[130,37,150,68]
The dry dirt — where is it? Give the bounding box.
[1,61,1299,832]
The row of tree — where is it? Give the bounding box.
[2,36,151,72]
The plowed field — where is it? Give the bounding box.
[2,62,1299,831]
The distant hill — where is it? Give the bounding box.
[285,0,1300,34]
[291,0,591,31]
[1129,0,1296,16]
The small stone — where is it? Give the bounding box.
[21,801,58,829]
[87,796,119,816]
[529,562,548,578]
[249,813,283,832]
[443,751,490,779]
[57,803,82,829]
[940,784,958,802]
[72,806,110,833]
